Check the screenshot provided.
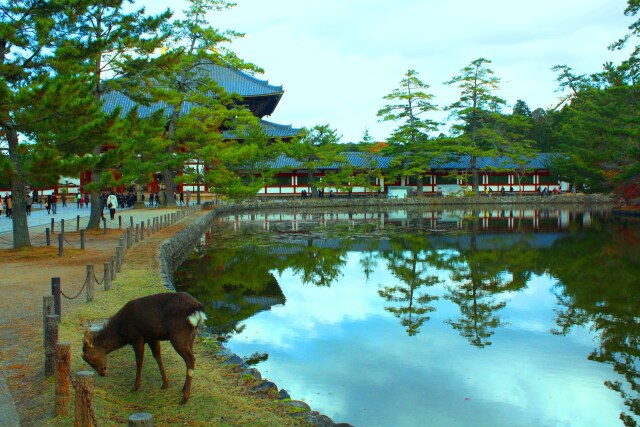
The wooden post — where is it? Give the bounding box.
[51,277,61,318]
[135,224,139,243]
[61,219,65,235]
[44,314,59,377]
[46,228,50,246]
[80,230,85,250]
[55,342,71,416]
[58,233,64,257]
[128,413,153,426]
[110,256,117,281]
[74,371,94,427]
[119,215,122,230]
[103,218,107,234]
[140,221,145,241]
[43,295,54,346]
[85,265,94,302]
[115,246,122,273]
[77,215,81,231]
[146,219,150,238]
[51,217,55,233]
[130,216,134,228]
[103,262,111,291]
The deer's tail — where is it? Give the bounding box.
[187,310,207,328]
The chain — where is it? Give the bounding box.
[62,235,77,247]
[93,272,104,285]
[60,276,87,300]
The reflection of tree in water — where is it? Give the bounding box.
[378,233,441,336]
[443,221,534,347]
[174,240,286,341]
[545,221,640,426]
[278,239,348,287]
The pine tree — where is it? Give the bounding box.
[444,58,506,190]
[377,69,440,195]
[153,0,260,206]
[0,1,97,248]
[59,0,172,229]
[284,125,343,198]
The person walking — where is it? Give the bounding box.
[51,193,58,214]
[45,194,51,214]
[25,194,32,216]
[107,192,118,220]
[6,194,12,218]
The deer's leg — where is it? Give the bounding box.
[170,332,196,405]
[149,341,169,389]
[132,339,145,391]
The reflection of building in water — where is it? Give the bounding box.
[213,209,610,234]
[211,296,285,315]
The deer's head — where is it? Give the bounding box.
[82,331,108,376]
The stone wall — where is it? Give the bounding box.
[158,208,217,290]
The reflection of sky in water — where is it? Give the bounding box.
[227,253,624,427]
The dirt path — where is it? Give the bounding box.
[0,208,196,425]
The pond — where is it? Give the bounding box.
[174,207,640,427]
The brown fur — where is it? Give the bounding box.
[82,292,206,404]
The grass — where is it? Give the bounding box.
[48,265,309,427]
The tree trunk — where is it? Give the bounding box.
[416,175,423,196]
[471,155,479,191]
[307,169,317,197]
[163,168,176,206]
[86,144,104,230]
[7,127,31,248]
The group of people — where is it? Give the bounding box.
[1,188,191,221]
[0,193,11,218]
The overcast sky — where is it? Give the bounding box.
[143,0,635,142]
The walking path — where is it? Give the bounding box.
[0,201,191,246]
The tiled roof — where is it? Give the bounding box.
[193,62,283,97]
[267,152,553,171]
[268,152,393,170]
[431,154,553,170]
[101,62,284,119]
[223,120,302,139]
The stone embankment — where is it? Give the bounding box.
[229,193,615,210]
[156,194,613,426]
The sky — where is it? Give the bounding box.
[142,0,635,142]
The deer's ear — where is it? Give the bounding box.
[83,331,94,348]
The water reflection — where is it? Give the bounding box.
[174,207,640,426]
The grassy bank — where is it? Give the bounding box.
[49,259,308,426]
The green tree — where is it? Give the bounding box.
[550,83,639,192]
[154,0,259,206]
[444,58,506,190]
[284,124,342,197]
[0,1,100,248]
[377,69,440,195]
[60,0,171,228]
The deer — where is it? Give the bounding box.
[82,292,207,404]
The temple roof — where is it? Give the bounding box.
[193,62,283,98]
[267,152,553,171]
[431,154,553,170]
[223,120,302,139]
[101,62,286,120]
